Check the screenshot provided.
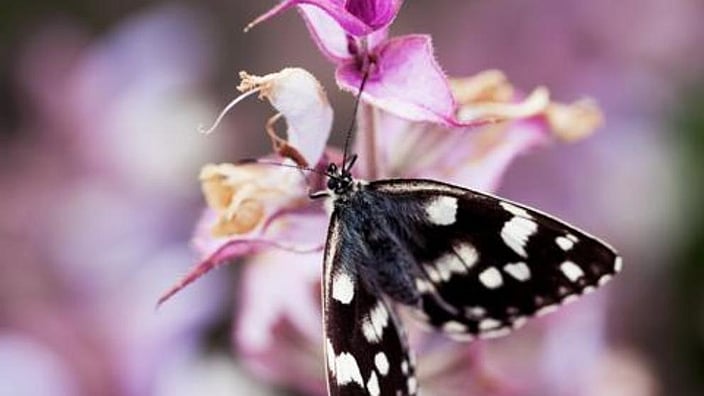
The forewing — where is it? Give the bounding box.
[322,214,418,396]
[370,179,622,341]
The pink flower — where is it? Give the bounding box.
[246,0,403,36]
[246,0,496,126]
[160,65,604,394]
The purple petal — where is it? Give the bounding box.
[299,4,353,62]
[336,35,463,125]
[298,4,391,62]
[343,0,403,30]
[247,0,390,36]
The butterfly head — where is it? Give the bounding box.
[326,162,354,196]
[325,152,362,197]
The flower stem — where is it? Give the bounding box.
[358,102,378,179]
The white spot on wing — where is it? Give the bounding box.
[425,196,458,225]
[335,353,364,386]
[367,372,380,396]
[536,305,559,317]
[614,256,623,272]
[598,274,613,286]
[512,316,528,329]
[479,328,511,339]
[326,338,336,375]
[478,267,503,289]
[503,262,531,281]
[456,243,479,269]
[442,321,468,333]
[374,352,390,376]
[448,332,475,342]
[465,306,486,318]
[361,302,390,343]
[501,216,538,258]
[500,202,532,218]
[331,272,355,304]
[555,236,575,251]
[415,278,433,294]
[424,264,441,283]
[435,253,467,281]
[479,318,502,331]
[407,376,418,394]
[560,261,584,282]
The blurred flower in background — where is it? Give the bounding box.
[1,0,702,395]
[0,5,271,396]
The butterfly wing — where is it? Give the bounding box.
[369,179,622,340]
[322,214,418,396]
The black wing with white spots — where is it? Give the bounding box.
[367,179,622,341]
[322,214,417,396]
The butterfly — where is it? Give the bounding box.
[315,152,622,395]
[181,68,621,396]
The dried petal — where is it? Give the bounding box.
[449,70,515,104]
[199,163,302,237]
[545,98,604,142]
[239,68,333,166]
[451,70,551,122]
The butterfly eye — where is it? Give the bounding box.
[327,163,338,174]
[327,177,339,190]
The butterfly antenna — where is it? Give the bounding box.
[236,158,332,178]
[341,70,370,172]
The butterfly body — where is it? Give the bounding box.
[321,163,621,396]
[332,180,426,306]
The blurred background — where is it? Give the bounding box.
[1,1,703,395]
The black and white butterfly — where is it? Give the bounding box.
[316,154,621,396]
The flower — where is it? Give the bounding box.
[160,64,604,394]
[246,0,500,127]
[245,0,403,36]
[159,68,333,305]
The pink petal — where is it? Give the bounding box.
[247,0,380,36]
[234,249,326,395]
[236,250,322,350]
[158,208,328,306]
[297,4,391,62]
[443,119,553,192]
[343,0,403,31]
[298,4,352,62]
[336,34,463,126]
[363,108,553,192]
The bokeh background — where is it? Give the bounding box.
[1,1,703,395]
